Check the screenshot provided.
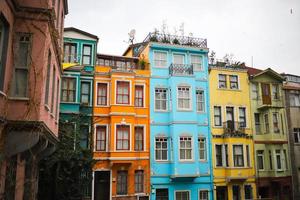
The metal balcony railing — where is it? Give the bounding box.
[255,95,284,109]
[169,63,193,76]
[223,121,246,134]
[143,32,207,48]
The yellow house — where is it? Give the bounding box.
[209,64,257,200]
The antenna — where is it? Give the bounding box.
[128,29,136,45]
[179,23,185,36]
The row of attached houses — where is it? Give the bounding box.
[59,28,299,200]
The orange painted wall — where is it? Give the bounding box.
[93,64,150,197]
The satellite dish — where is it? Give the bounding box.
[129,29,136,38]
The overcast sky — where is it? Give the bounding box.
[65,0,300,75]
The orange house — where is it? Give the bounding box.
[93,54,150,200]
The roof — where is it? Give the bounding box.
[98,53,139,60]
[122,42,147,57]
[64,27,99,40]
[245,67,263,76]
[248,67,285,81]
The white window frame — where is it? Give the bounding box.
[177,85,192,111]
[190,54,203,71]
[115,123,131,151]
[179,136,193,161]
[215,144,228,167]
[134,83,146,108]
[115,80,131,105]
[196,89,205,113]
[155,136,169,161]
[272,112,280,133]
[238,107,247,128]
[94,124,109,152]
[213,106,222,127]
[154,87,168,111]
[257,150,265,171]
[294,128,300,144]
[229,75,239,90]
[218,74,227,89]
[95,81,109,107]
[80,80,92,106]
[275,149,283,171]
[173,53,185,65]
[175,190,191,200]
[153,51,168,67]
[232,144,244,167]
[61,75,78,103]
[198,189,209,200]
[198,137,206,161]
[134,125,146,152]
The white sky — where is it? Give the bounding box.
[65,0,300,75]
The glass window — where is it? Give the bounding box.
[63,43,77,63]
[155,137,168,161]
[214,106,222,126]
[117,171,127,195]
[175,191,190,200]
[44,50,51,105]
[275,149,283,170]
[0,17,9,91]
[215,145,223,167]
[294,128,300,143]
[244,185,253,200]
[254,113,261,134]
[80,82,90,104]
[252,83,258,99]
[230,75,239,89]
[273,113,280,133]
[61,78,76,102]
[272,84,279,99]
[196,90,205,112]
[97,83,107,106]
[155,88,167,111]
[233,145,244,167]
[178,86,191,110]
[218,74,227,88]
[239,108,246,128]
[257,150,264,170]
[135,85,144,107]
[82,44,92,65]
[154,52,167,67]
[199,190,209,200]
[173,54,185,65]
[116,81,130,104]
[179,137,192,160]
[198,137,206,161]
[80,125,89,149]
[13,34,31,97]
[134,170,144,193]
[191,55,202,71]
[96,126,106,151]
[55,79,60,119]
[246,145,250,167]
[264,114,269,133]
[51,66,56,112]
[156,189,169,200]
[116,125,130,150]
[134,127,144,151]
[269,150,273,170]
[290,92,300,106]
[284,149,288,170]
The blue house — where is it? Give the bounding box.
[124,33,213,200]
[59,27,98,198]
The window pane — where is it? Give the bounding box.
[14,69,28,97]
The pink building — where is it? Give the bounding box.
[0,0,68,199]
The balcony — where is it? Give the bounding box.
[143,32,207,48]
[255,95,284,110]
[223,121,246,135]
[169,63,193,76]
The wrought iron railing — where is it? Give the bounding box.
[223,121,246,134]
[255,95,284,108]
[169,63,193,76]
[143,32,207,48]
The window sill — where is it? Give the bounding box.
[177,109,193,112]
[0,91,7,98]
[154,110,169,113]
[179,160,194,163]
[8,96,29,101]
[199,160,207,162]
[95,105,110,107]
[155,160,171,163]
[45,104,50,111]
[61,101,79,104]
[197,111,206,114]
[50,113,55,118]
[217,88,241,92]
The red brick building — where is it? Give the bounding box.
[0,0,68,199]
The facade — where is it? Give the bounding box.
[60,27,98,198]
[93,54,150,200]
[248,68,292,200]
[209,64,257,200]
[282,73,300,200]
[0,0,67,199]
[125,33,213,200]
